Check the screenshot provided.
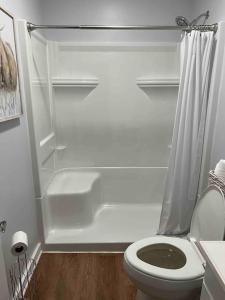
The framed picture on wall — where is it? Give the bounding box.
[0,6,22,123]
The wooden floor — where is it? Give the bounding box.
[27,253,137,300]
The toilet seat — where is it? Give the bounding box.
[125,236,205,281]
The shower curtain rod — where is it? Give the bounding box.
[27,22,218,33]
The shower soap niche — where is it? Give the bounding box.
[52,77,99,101]
[137,77,179,99]
[52,77,99,88]
[136,77,179,88]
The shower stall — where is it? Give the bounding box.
[17,19,215,251]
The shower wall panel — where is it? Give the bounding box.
[26,32,55,196]
[51,43,178,166]
[49,43,179,204]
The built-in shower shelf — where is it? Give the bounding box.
[52,77,99,87]
[136,77,179,87]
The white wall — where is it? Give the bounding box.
[192,1,225,173]
[193,0,225,24]
[49,42,179,207]
[51,43,178,168]
[0,0,42,23]
[0,0,42,288]
[41,0,193,42]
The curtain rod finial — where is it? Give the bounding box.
[27,22,36,32]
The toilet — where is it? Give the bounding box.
[124,185,225,300]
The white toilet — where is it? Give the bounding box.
[124,185,225,300]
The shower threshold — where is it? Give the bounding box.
[44,203,161,252]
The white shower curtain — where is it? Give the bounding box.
[158,30,214,235]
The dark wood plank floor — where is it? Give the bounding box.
[27,253,137,300]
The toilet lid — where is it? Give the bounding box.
[125,236,205,281]
[190,185,225,241]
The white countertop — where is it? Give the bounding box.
[198,241,225,291]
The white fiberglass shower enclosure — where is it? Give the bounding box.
[18,20,179,250]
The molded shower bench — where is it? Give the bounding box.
[46,170,101,230]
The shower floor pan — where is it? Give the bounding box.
[43,170,162,251]
[45,204,161,251]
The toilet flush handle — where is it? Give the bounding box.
[0,220,7,233]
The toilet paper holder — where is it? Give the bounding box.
[9,254,38,300]
[0,220,7,233]
[9,231,38,300]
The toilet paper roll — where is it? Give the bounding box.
[11,231,28,256]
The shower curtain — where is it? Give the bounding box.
[158,30,214,235]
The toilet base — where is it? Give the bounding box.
[136,289,200,300]
[136,290,159,300]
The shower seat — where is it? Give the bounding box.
[46,170,101,229]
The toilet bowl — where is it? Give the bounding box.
[124,185,225,300]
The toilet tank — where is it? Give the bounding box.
[189,185,225,241]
